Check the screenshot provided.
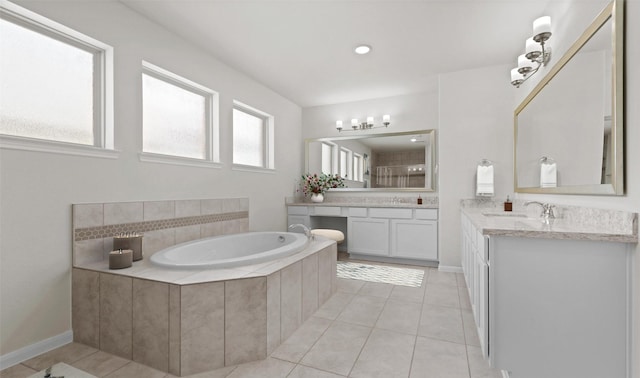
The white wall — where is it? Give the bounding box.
[0,1,302,357]
[438,65,514,268]
[514,1,639,376]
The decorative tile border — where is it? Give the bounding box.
[74,211,248,241]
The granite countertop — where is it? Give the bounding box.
[461,203,638,243]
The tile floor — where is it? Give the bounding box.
[1,263,503,378]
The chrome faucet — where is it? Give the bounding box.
[525,201,556,219]
[289,224,314,240]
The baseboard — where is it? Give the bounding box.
[438,265,463,273]
[0,331,73,370]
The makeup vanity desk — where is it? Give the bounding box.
[286,200,438,265]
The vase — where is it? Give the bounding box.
[311,193,324,203]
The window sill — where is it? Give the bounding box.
[0,135,119,159]
[139,152,222,168]
[232,164,276,174]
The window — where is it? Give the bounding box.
[0,2,114,154]
[141,62,219,164]
[339,148,351,179]
[233,101,274,170]
[353,153,363,182]
[321,142,335,175]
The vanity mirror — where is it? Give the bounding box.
[305,130,436,192]
[514,0,624,195]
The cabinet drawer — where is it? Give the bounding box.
[348,207,368,217]
[369,208,412,219]
[313,206,342,216]
[287,206,308,215]
[415,208,438,220]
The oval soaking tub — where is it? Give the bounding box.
[150,231,309,269]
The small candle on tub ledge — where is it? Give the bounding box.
[109,249,133,269]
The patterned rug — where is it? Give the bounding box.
[336,261,424,287]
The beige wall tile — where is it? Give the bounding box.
[175,200,201,218]
[143,201,175,221]
[168,285,181,376]
[225,277,268,365]
[99,273,133,359]
[302,254,319,321]
[280,261,302,341]
[72,269,100,348]
[132,278,169,372]
[104,202,143,225]
[201,221,223,238]
[317,246,334,305]
[175,225,201,244]
[73,204,103,229]
[201,199,223,215]
[74,239,104,266]
[143,229,175,256]
[181,282,225,375]
[222,198,240,213]
[266,272,281,355]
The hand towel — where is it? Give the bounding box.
[540,162,557,188]
[476,165,494,196]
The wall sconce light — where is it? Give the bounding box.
[510,16,552,87]
[336,114,391,132]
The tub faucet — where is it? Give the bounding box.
[525,201,556,219]
[289,224,314,240]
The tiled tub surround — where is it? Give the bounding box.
[73,198,250,266]
[460,199,638,242]
[72,238,337,376]
[72,198,338,376]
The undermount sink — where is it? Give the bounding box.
[482,212,528,218]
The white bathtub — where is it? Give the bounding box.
[150,232,310,269]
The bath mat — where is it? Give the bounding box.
[337,261,424,287]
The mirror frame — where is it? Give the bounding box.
[514,0,624,195]
[304,129,437,192]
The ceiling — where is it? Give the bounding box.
[120,0,548,108]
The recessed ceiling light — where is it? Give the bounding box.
[354,45,371,55]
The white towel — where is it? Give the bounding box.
[540,162,557,188]
[476,165,494,196]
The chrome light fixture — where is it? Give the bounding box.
[511,16,553,87]
[336,114,390,132]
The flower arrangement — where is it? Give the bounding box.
[300,173,345,197]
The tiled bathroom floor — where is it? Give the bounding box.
[1,264,503,378]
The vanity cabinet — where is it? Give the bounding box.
[461,209,635,378]
[348,217,389,256]
[287,204,438,263]
[460,212,489,358]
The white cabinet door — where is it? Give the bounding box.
[390,220,438,260]
[348,217,389,256]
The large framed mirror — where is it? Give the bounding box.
[305,130,436,192]
[514,0,624,195]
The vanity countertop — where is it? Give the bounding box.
[461,203,638,243]
[287,201,438,209]
[286,195,439,209]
